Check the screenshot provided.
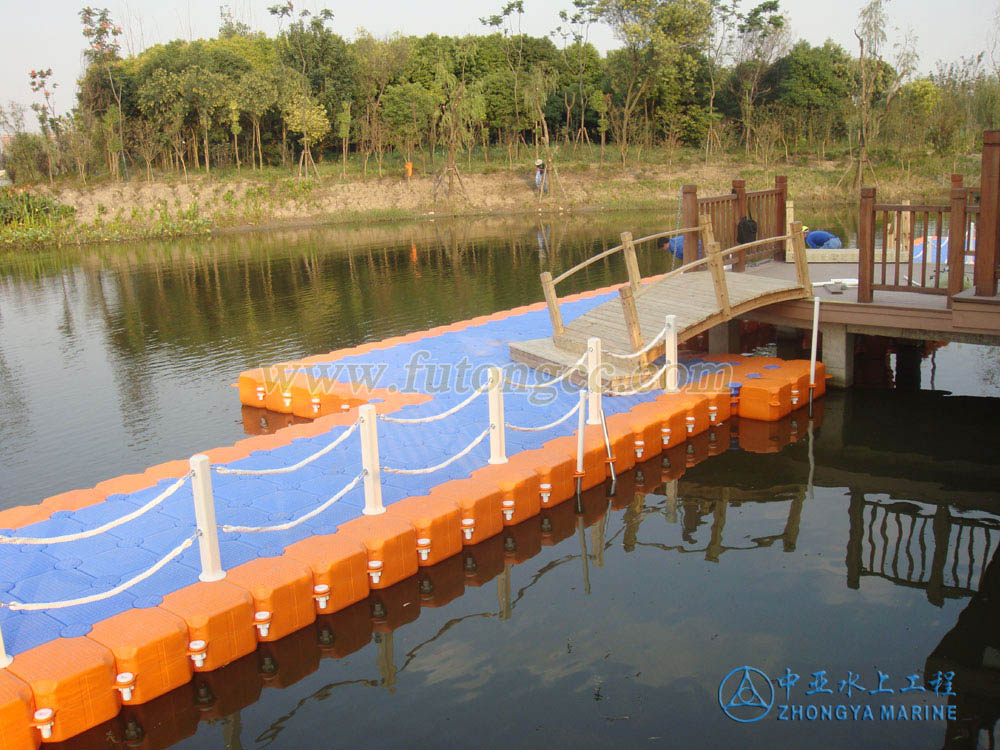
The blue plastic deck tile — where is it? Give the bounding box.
[254,489,320,515]
[211,476,282,504]
[122,560,200,602]
[0,548,59,582]
[11,568,96,606]
[106,509,183,543]
[12,513,85,540]
[216,506,275,530]
[219,538,272,569]
[0,611,64,655]
[48,592,139,630]
[78,546,158,579]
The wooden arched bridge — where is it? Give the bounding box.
[510,214,814,387]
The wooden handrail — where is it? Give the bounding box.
[551,243,624,285]
[874,203,950,213]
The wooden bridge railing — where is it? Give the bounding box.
[616,216,811,354]
[682,175,788,270]
[858,187,973,304]
[859,131,1000,303]
[539,223,712,336]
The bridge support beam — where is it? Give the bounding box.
[820,323,855,388]
[708,320,740,354]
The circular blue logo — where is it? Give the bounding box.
[718,666,775,723]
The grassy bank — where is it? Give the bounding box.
[3,145,982,249]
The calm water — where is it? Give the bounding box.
[1,208,998,748]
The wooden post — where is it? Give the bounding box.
[681,184,699,266]
[951,173,963,190]
[790,221,812,294]
[618,285,644,352]
[784,200,795,261]
[732,179,747,272]
[858,187,877,303]
[539,271,564,335]
[948,186,969,303]
[900,199,912,251]
[706,241,731,319]
[621,231,641,293]
[975,131,1000,297]
[774,175,788,261]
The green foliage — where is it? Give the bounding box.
[0,187,74,226]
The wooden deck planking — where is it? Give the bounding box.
[515,266,811,385]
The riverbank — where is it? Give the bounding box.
[3,149,979,249]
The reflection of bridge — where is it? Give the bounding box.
[847,495,1000,605]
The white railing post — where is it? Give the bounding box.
[575,389,587,475]
[664,315,679,393]
[587,338,602,426]
[809,297,820,390]
[191,454,225,582]
[359,405,385,515]
[0,623,12,668]
[487,367,507,465]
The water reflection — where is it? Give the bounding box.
[48,393,999,749]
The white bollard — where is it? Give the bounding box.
[487,367,507,465]
[587,338,603,426]
[809,297,821,389]
[359,405,385,515]
[0,623,12,669]
[664,315,679,393]
[575,389,587,475]
[191,454,225,583]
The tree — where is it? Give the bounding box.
[592,0,712,166]
[481,2,528,162]
[137,68,189,178]
[80,7,126,180]
[28,68,59,184]
[183,65,226,174]
[727,0,788,156]
[283,93,330,177]
[130,118,161,181]
[238,71,278,170]
[335,100,352,177]
[849,0,916,188]
[553,1,602,148]
[382,82,438,164]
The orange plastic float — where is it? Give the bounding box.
[385,496,463,567]
[337,515,419,590]
[284,534,370,615]
[225,557,317,644]
[427,478,504,546]
[0,671,36,750]
[8,637,118,744]
[86,608,192,706]
[506,445,578,511]
[159,580,256,673]
[470,461,541,527]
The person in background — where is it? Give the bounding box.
[534,158,548,194]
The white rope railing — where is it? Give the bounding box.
[4,532,199,611]
[379,386,486,424]
[0,472,193,546]
[604,321,669,361]
[215,421,359,476]
[506,396,582,432]
[382,428,490,475]
[605,362,670,397]
[504,351,588,390]
[221,472,364,533]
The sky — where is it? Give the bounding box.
[0,0,996,123]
